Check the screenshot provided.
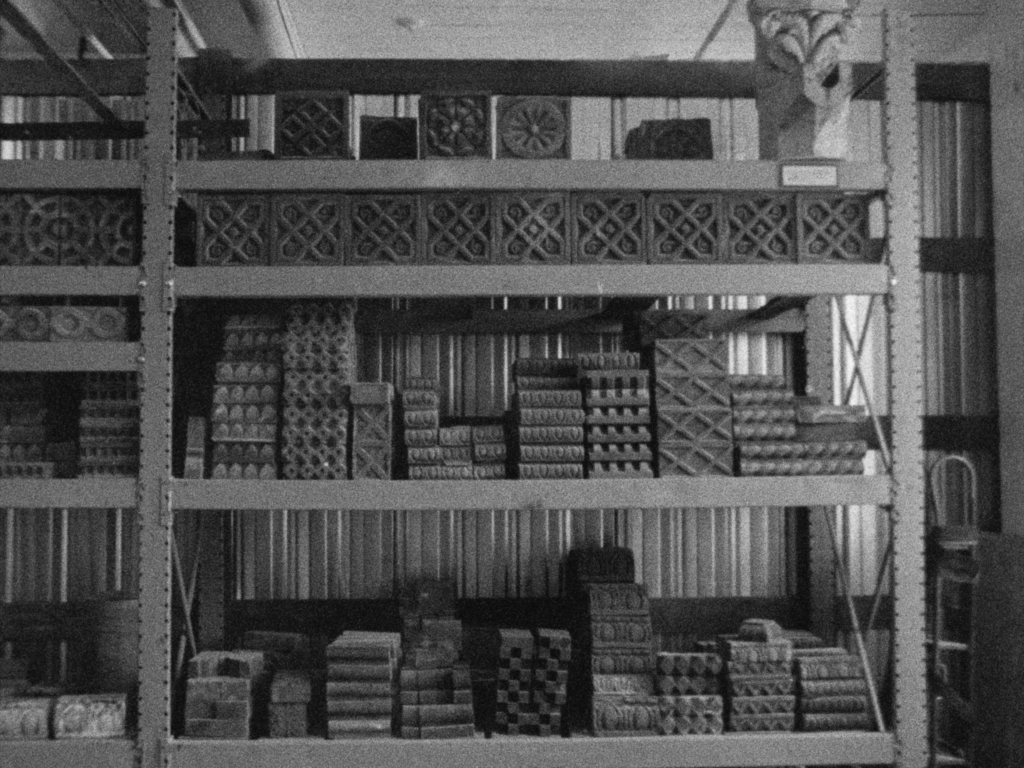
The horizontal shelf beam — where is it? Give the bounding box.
[173,265,891,299]
[167,732,895,768]
[0,120,249,143]
[170,476,892,511]
[176,160,886,192]
[0,342,140,372]
[0,478,137,509]
[0,267,141,296]
[0,161,142,189]
[0,740,134,768]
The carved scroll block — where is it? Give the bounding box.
[520,444,585,463]
[350,195,418,264]
[419,94,491,159]
[22,194,62,264]
[0,697,54,739]
[727,195,795,263]
[496,192,570,263]
[799,694,868,714]
[733,405,797,423]
[272,195,345,265]
[653,338,729,377]
[198,195,270,265]
[518,463,583,479]
[516,390,582,409]
[53,694,127,738]
[422,193,492,263]
[624,119,713,160]
[497,97,570,159]
[409,465,474,480]
[719,639,793,664]
[519,425,584,444]
[60,193,141,266]
[657,652,724,678]
[276,91,351,158]
[360,116,418,160]
[798,194,872,262]
[518,408,585,427]
[573,193,645,263]
[799,678,869,697]
[583,583,650,616]
[739,457,863,475]
[737,440,867,459]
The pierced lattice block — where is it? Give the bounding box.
[727,195,795,263]
[496,193,570,263]
[419,94,491,159]
[50,306,127,341]
[573,193,645,263]
[422,193,493,263]
[60,193,140,266]
[272,195,345,265]
[657,442,734,476]
[351,383,393,479]
[197,195,270,265]
[624,119,713,160]
[798,194,873,263]
[655,408,732,444]
[359,116,418,160]
[21,194,62,264]
[648,193,722,263]
[276,91,351,159]
[280,422,349,479]
[652,338,729,377]
[496,97,570,159]
[654,375,731,410]
[350,195,418,264]
[283,301,356,377]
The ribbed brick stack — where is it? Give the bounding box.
[471,423,507,479]
[494,628,535,734]
[281,301,355,479]
[579,352,653,478]
[210,314,282,480]
[720,636,795,733]
[731,376,867,476]
[654,653,724,734]
[513,358,584,479]
[78,372,139,477]
[795,649,873,732]
[241,631,311,738]
[350,383,394,479]
[0,374,57,479]
[652,338,734,476]
[184,650,269,739]
[325,631,401,739]
[401,379,442,479]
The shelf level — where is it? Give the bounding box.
[1,267,141,297]
[173,264,891,299]
[171,476,891,511]
[167,732,895,768]
[0,342,140,372]
[0,161,142,189]
[0,478,137,509]
[0,739,134,768]
[177,159,885,193]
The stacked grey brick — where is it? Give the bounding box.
[579,352,653,478]
[513,358,584,479]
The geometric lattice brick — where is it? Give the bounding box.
[350,383,394,479]
[573,193,645,263]
[648,193,722,263]
[280,421,348,479]
[496,97,570,160]
[272,195,345,265]
[798,194,872,263]
[197,195,270,265]
[496,193,569,263]
[657,442,734,476]
[654,376,731,410]
[276,91,350,159]
[21,194,62,265]
[422,193,492,263]
[350,195,418,264]
[655,408,732,443]
[727,195,795,263]
[653,338,729,377]
[283,301,356,378]
[359,116,418,160]
[624,119,713,160]
[60,193,140,266]
[419,94,490,159]
[638,311,709,344]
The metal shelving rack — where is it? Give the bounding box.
[0,5,928,767]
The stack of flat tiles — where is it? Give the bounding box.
[350,383,394,479]
[281,301,355,479]
[401,379,442,479]
[720,636,795,733]
[0,374,54,478]
[530,628,571,736]
[325,631,401,739]
[78,373,139,477]
[210,314,282,480]
[400,660,474,739]
[513,358,584,480]
[654,652,724,735]
[241,631,311,738]
[471,423,507,479]
[794,649,873,732]
[732,376,867,476]
[580,352,653,478]
[652,338,733,476]
[184,650,269,739]
[53,694,128,738]
[493,629,535,735]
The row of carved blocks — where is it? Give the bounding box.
[0,305,128,342]
[0,694,128,740]
[194,191,875,266]
[0,192,140,266]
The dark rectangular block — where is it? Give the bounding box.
[184,717,251,739]
[360,116,417,160]
[268,703,308,737]
[512,358,578,378]
[625,119,713,160]
[400,703,474,727]
[326,662,396,681]
[327,698,394,717]
[515,375,579,391]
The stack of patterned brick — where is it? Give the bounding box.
[794,649,873,732]
[78,372,139,476]
[184,650,269,739]
[350,383,394,479]
[53,693,128,738]
[0,691,53,740]
[512,358,584,480]
[579,352,653,478]
[587,672,658,737]
[240,631,312,738]
[210,314,282,480]
[530,629,571,736]
[0,374,56,479]
[325,631,401,739]
[719,636,796,733]
[731,376,867,476]
[281,301,356,479]
[651,338,733,476]
[401,379,442,479]
[493,629,536,735]
[471,423,507,479]
[654,652,724,735]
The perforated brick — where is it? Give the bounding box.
[573,193,644,263]
[198,195,270,265]
[60,193,140,266]
[276,91,350,158]
[350,195,418,264]
[422,193,492,263]
[496,193,570,263]
[272,195,345,265]
[727,195,795,263]
[420,94,490,158]
[497,96,570,159]
[648,193,722,263]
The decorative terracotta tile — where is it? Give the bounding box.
[197,195,270,265]
[497,97,570,159]
[272,195,345,265]
[648,193,722,263]
[419,94,490,159]
[61,193,140,265]
[496,193,569,263]
[422,193,492,263]
[350,195,418,264]
[727,195,795,263]
[276,91,351,158]
[0,194,29,265]
[573,193,645,263]
[798,194,873,262]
